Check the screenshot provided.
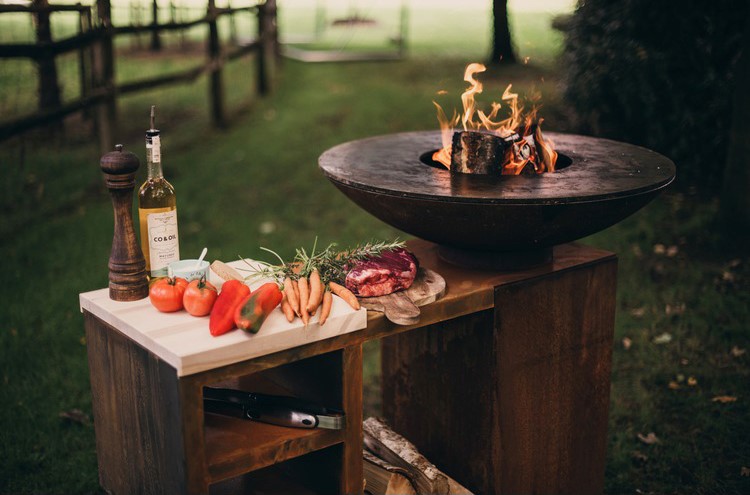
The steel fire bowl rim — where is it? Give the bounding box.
[318,130,676,257]
[318,131,676,205]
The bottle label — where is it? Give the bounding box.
[146,209,179,276]
[148,135,161,164]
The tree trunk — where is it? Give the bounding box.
[719,11,750,239]
[32,0,61,111]
[490,0,516,65]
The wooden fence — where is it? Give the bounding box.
[0,0,278,153]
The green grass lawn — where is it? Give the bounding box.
[1,3,749,494]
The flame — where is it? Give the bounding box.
[432,101,459,167]
[431,63,558,174]
[460,63,486,131]
[534,119,558,172]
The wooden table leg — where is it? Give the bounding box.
[84,312,210,494]
[341,344,364,495]
[382,258,617,495]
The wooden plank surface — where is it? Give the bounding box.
[492,259,617,494]
[381,310,497,494]
[340,345,364,495]
[79,259,367,376]
[381,251,618,495]
[85,312,194,494]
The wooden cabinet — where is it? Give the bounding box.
[82,240,617,495]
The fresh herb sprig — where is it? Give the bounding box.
[314,239,405,284]
[239,238,405,284]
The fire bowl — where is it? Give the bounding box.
[319,131,675,269]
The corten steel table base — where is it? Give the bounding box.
[83,239,616,495]
[382,242,616,495]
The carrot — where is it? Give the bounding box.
[280,294,295,323]
[328,281,360,310]
[298,276,310,326]
[319,290,333,326]
[283,276,300,317]
[307,269,323,315]
[292,279,301,315]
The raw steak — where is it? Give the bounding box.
[345,248,419,297]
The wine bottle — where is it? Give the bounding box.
[138,106,179,278]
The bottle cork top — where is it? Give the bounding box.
[146,105,160,138]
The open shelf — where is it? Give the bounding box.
[203,350,348,484]
[210,470,319,495]
[208,445,345,495]
[205,415,344,482]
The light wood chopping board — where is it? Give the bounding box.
[359,268,446,325]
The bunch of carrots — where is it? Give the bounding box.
[278,269,359,326]
[217,239,404,328]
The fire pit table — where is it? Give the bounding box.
[80,131,673,494]
[83,239,619,495]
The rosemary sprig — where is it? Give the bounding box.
[240,238,405,284]
[313,239,405,284]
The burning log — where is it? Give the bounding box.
[450,131,503,175]
[451,131,513,175]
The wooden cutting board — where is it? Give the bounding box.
[359,268,446,325]
[78,259,368,377]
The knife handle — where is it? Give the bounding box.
[203,393,319,429]
[248,404,319,429]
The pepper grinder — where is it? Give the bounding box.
[100,144,149,301]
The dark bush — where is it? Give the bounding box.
[561,0,747,189]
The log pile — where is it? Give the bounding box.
[362,417,473,495]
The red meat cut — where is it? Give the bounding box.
[345,248,419,297]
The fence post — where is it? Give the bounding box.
[207,0,225,128]
[78,4,94,119]
[130,0,142,50]
[31,0,62,113]
[150,0,161,51]
[169,0,184,49]
[95,0,116,153]
[257,0,276,95]
[228,0,237,45]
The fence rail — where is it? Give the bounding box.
[0,28,105,58]
[0,0,278,152]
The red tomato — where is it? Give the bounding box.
[183,279,218,317]
[149,277,188,312]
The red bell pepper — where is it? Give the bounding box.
[234,282,283,334]
[209,280,251,336]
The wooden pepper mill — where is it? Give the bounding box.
[100,144,149,301]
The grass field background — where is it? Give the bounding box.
[1,1,748,493]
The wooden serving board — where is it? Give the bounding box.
[79,259,367,376]
[359,268,446,325]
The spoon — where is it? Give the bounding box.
[194,247,208,269]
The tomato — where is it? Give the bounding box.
[183,278,218,317]
[149,277,188,312]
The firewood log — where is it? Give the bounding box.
[450,131,509,175]
[364,417,472,495]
